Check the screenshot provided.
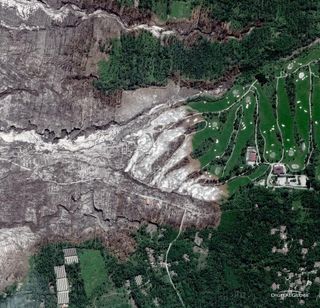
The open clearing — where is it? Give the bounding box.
[189,45,320,194]
[79,249,108,298]
[170,1,192,19]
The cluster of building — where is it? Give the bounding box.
[54,248,79,308]
[245,146,309,189]
[271,164,308,188]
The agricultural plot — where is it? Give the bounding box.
[190,45,320,195]
[79,249,108,298]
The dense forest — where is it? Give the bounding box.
[97,0,320,92]
[3,187,320,307]
[110,187,320,307]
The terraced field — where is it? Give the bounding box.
[190,46,320,194]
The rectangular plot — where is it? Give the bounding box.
[170,1,192,19]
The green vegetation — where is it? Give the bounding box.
[0,242,130,308]
[312,72,320,147]
[100,0,320,91]
[117,0,134,6]
[138,0,192,20]
[223,94,256,177]
[294,69,310,159]
[218,211,238,232]
[189,85,244,113]
[95,32,170,92]
[169,1,192,19]
[79,249,107,298]
[256,84,282,162]
[6,187,320,307]
[276,77,300,165]
[189,45,320,193]
[227,164,269,195]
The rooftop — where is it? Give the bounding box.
[63,248,77,258]
[54,266,66,279]
[56,278,69,292]
[57,291,69,305]
[273,164,285,175]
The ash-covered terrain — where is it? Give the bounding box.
[0,0,224,290]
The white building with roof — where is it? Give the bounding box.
[63,248,79,265]
[54,265,69,307]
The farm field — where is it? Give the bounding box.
[79,249,107,298]
[189,45,320,195]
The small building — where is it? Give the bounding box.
[246,147,257,166]
[273,164,286,176]
[63,248,79,265]
[276,176,287,186]
[56,278,69,292]
[54,266,67,279]
[54,265,69,307]
[57,291,69,307]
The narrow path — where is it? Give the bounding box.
[165,209,187,308]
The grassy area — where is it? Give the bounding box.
[189,86,244,113]
[277,78,295,154]
[169,1,192,19]
[227,164,269,195]
[192,105,240,170]
[294,68,310,161]
[79,249,108,298]
[95,291,131,308]
[189,44,320,193]
[312,74,320,148]
[277,77,305,169]
[283,45,320,74]
[223,94,256,176]
[153,1,168,20]
[256,84,282,162]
